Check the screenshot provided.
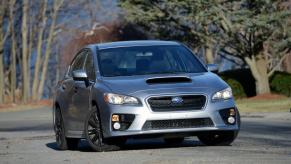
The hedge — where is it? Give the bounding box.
[220,75,247,99]
[219,69,291,98]
[219,69,256,97]
[270,71,291,97]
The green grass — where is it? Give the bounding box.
[236,98,291,113]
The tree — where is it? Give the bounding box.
[9,0,17,103]
[21,0,29,102]
[0,0,122,104]
[215,0,291,94]
[119,0,224,63]
[120,0,291,95]
[37,0,64,99]
[32,0,47,100]
[0,1,10,103]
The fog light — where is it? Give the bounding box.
[113,122,121,130]
[229,108,236,116]
[112,115,119,122]
[228,116,235,124]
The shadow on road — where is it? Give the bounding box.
[46,138,206,152]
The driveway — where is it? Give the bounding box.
[0,107,290,164]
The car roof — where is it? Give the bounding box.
[91,40,181,50]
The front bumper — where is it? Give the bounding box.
[101,97,240,138]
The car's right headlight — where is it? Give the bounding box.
[104,93,139,105]
[212,87,233,100]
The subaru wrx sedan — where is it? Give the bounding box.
[53,41,240,151]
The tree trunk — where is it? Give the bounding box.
[32,0,47,100]
[9,0,16,103]
[0,1,6,104]
[255,74,270,95]
[27,6,35,100]
[22,0,29,103]
[0,49,4,104]
[244,55,271,95]
[204,42,214,64]
[37,0,63,99]
[282,55,291,73]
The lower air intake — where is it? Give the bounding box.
[142,118,214,130]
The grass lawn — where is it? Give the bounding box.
[236,98,291,113]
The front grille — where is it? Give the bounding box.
[147,95,206,112]
[142,118,214,130]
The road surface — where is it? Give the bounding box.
[0,107,290,164]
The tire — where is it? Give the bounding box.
[237,110,241,129]
[198,109,241,146]
[164,137,185,144]
[84,107,121,152]
[54,107,79,150]
[198,130,238,146]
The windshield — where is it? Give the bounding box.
[98,45,206,77]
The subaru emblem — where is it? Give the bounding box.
[171,96,183,104]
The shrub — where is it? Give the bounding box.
[270,71,291,97]
[220,76,246,99]
[219,69,256,97]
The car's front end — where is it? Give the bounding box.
[96,73,240,139]
[92,41,240,144]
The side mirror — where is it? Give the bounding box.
[72,70,88,82]
[207,64,219,73]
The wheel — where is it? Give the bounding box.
[84,107,121,152]
[54,107,79,150]
[237,110,241,128]
[198,131,238,146]
[164,137,185,144]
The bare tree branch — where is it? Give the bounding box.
[268,52,290,77]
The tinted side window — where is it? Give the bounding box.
[84,52,96,81]
[69,51,87,76]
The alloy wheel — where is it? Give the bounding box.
[55,109,63,147]
[87,111,103,147]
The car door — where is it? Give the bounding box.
[61,50,87,131]
[71,49,96,131]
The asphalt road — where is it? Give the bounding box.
[0,107,291,164]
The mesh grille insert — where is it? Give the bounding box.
[142,118,214,130]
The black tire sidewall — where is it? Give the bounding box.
[84,106,120,152]
[55,108,68,150]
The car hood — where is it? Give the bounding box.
[100,72,228,96]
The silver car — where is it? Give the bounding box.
[53,40,240,151]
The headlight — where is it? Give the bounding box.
[104,93,139,105]
[212,87,233,100]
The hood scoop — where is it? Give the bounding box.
[146,76,192,84]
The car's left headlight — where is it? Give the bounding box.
[212,87,233,100]
[104,93,139,105]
